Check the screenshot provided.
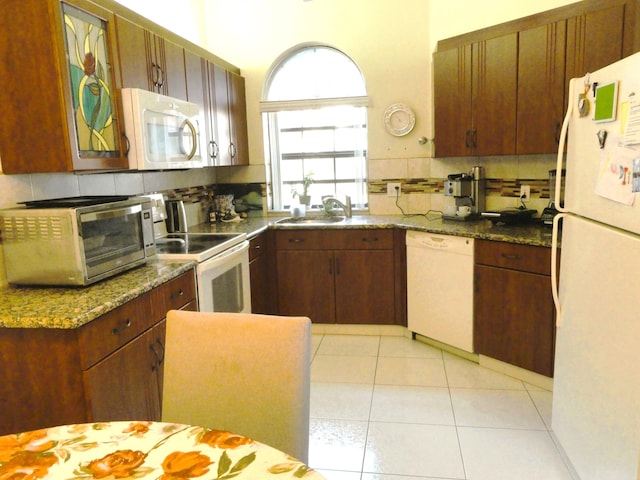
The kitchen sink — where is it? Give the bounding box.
[275,215,346,225]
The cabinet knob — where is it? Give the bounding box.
[111,318,131,335]
[170,289,185,301]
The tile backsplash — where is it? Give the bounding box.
[0,153,559,286]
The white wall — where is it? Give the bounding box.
[194,0,580,214]
[112,0,207,47]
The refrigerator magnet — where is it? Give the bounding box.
[593,81,619,123]
[597,129,608,149]
[578,94,590,117]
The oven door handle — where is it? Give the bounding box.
[202,240,249,265]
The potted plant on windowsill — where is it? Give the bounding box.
[292,173,314,206]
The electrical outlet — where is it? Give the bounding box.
[520,185,531,202]
[387,182,401,196]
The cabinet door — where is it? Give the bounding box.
[0,0,128,173]
[276,250,335,323]
[472,33,518,155]
[161,37,187,100]
[474,265,555,376]
[433,45,472,157]
[517,21,566,154]
[249,234,273,314]
[185,50,206,107]
[334,250,395,325]
[115,15,151,91]
[212,63,232,165]
[228,71,249,165]
[566,4,626,82]
[84,326,162,422]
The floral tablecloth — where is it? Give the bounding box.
[0,421,324,479]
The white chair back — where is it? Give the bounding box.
[162,310,312,463]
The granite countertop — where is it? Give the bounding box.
[191,213,556,247]
[0,260,195,329]
[0,213,554,330]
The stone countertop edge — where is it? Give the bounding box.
[0,214,554,330]
[191,214,556,248]
[0,260,196,330]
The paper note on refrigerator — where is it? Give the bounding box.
[622,92,640,145]
[595,139,637,205]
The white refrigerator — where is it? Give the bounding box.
[552,51,640,480]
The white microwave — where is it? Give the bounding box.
[121,88,204,170]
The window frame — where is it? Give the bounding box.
[260,44,369,212]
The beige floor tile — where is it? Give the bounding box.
[450,388,547,429]
[375,357,447,387]
[311,382,373,421]
[378,336,443,358]
[363,422,465,478]
[457,427,572,480]
[443,353,526,390]
[370,385,454,425]
[312,354,378,384]
[309,418,368,472]
[317,334,381,356]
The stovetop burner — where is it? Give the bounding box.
[155,232,246,262]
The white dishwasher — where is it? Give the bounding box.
[406,231,474,352]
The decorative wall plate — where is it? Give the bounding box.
[384,103,415,136]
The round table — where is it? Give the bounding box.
[0,421,324,479]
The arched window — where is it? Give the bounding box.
[261,44,368,211]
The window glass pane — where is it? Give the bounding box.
[268,46,366,101]
[264,46,368,211]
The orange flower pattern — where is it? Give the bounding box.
[161,451,212,479]
[0,422,323,480]
[0,451,58,479]
[123,421,152,437]
[0,429,55,463]
[87,449,146,479]
[198,430,254,450]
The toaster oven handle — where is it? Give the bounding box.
[179,119,198,160]
[79,205,142,236]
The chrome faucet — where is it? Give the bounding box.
[322,195,352,218]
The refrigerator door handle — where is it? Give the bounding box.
[551,212,566,326]
[554,78,576,215]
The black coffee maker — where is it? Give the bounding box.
[541,169,565,227]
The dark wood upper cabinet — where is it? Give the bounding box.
[114,15,187,100]
[471,33,518,156]
[434,34,517,157]
[204,64,249,166]
[0,0,129,173]
[433,45,472,157]
[435,0,640,158]
[565,4,627,83]
[517,21,567,154]
[228,71,249,166]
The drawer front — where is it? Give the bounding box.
[275,230,325,250]
[475,239,551,275]
[163,270,197,311]
[78,294,150,369]
[249,233,266,261]
[325,229,394,250]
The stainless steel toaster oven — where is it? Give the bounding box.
[0,196,155,286]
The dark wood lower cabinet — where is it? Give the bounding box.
[249,232,277,314]
[474,240,556,377]
[274,229,403,325]
[0,270,196,436]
